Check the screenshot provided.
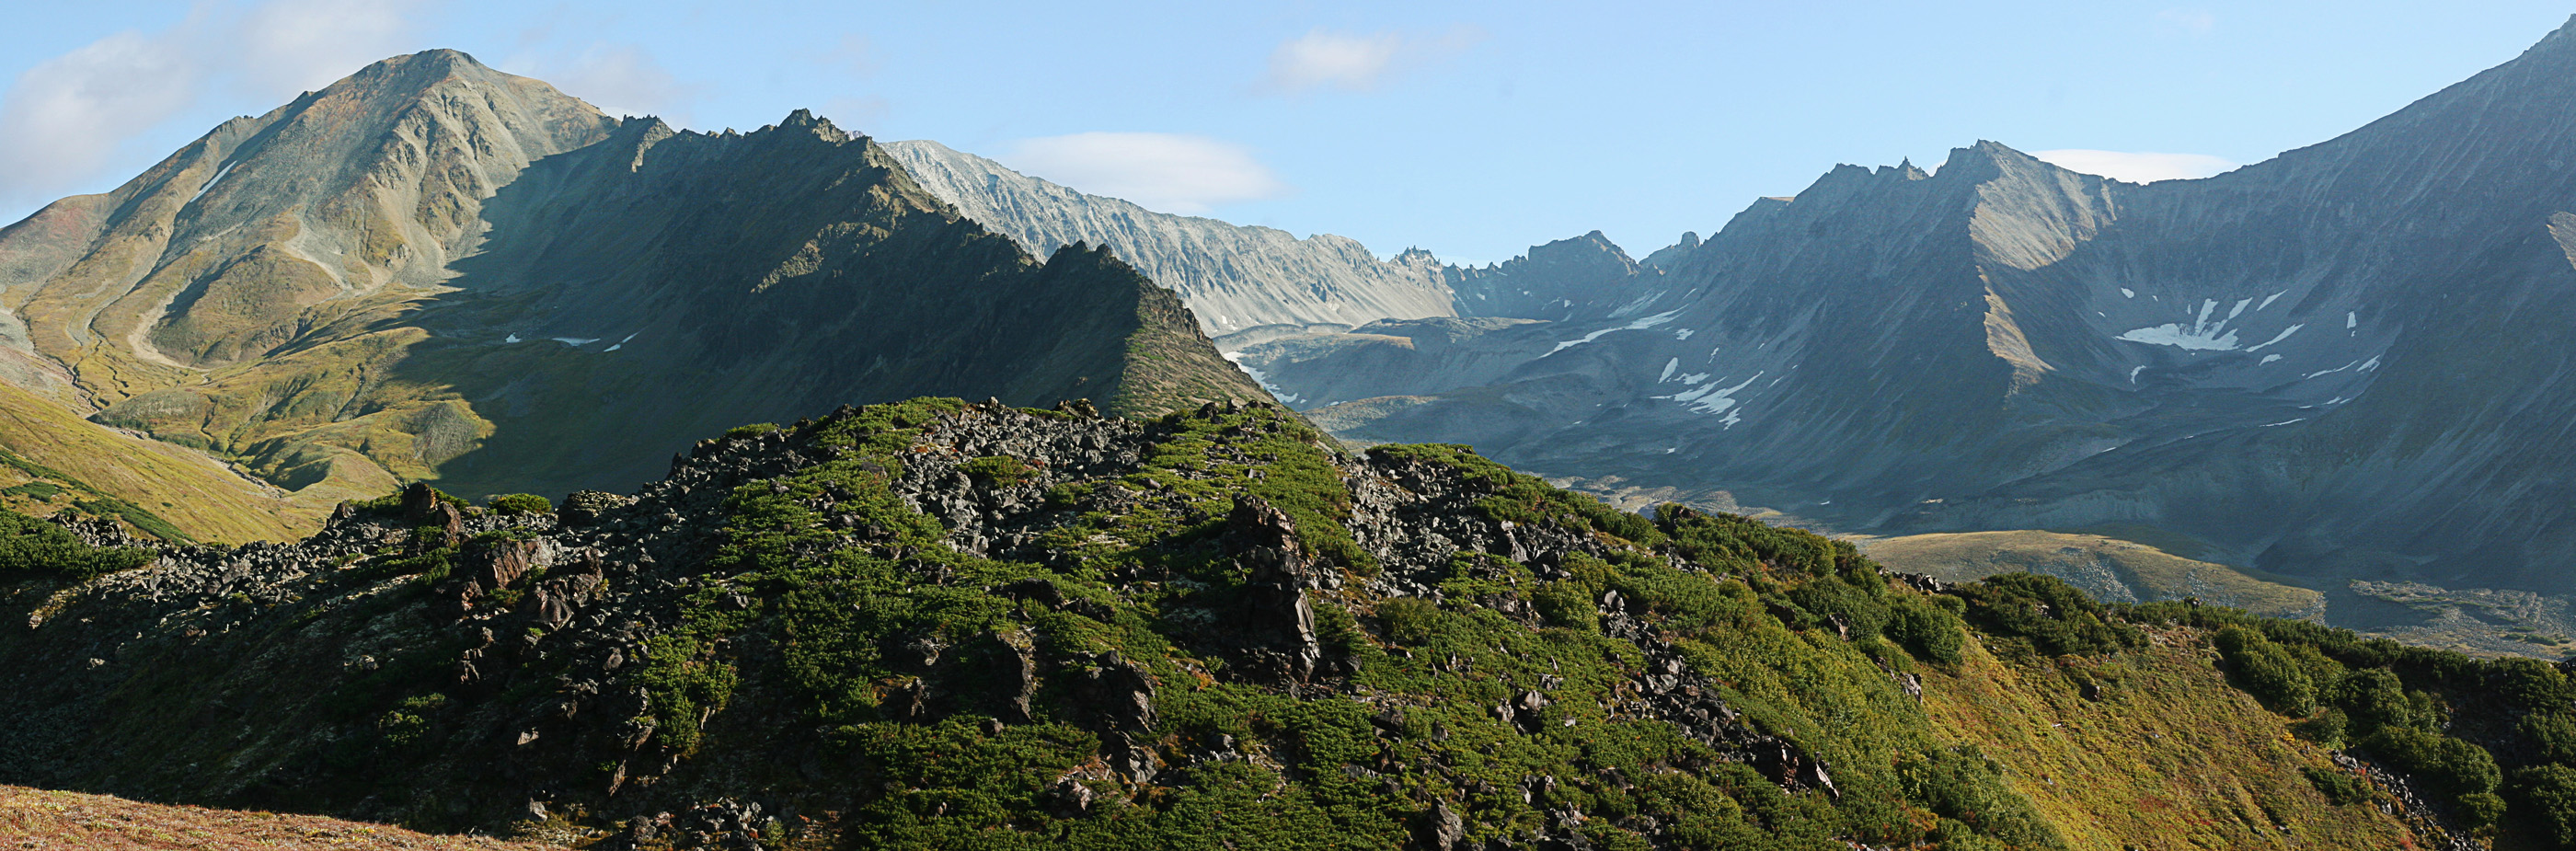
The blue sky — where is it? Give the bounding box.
[2,2,2570,264]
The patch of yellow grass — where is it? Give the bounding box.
[1921,627,2417,850]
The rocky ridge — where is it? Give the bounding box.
[0,397,2444,850]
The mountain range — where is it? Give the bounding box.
[1207,16,2576,617]
[0,50,1265,539]
[13,22,2576,851]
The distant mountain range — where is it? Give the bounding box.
[1220,16,2576,605]
[0,51,1265,537]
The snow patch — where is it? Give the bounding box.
[504,334,522,344]
[2261,419,2306,427]
[1659,358,1679,382]
[1655,371,1763,424]
[2359,356,2380,373]
[188,160,237,203]
[2128,365,2145,384]
[2244,324,2303,352]
[1547,310,1682,355]
[1674,328,1695,340]
[2260,354,2282,364]
[2347,311,2358,330]
[551,338,599,346]
[2120,288,2134,298]
[2259,290,2285,310]
[2116,296,2305,352]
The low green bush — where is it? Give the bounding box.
[1884,594,1966,667]
[2515,765,2576,845]
[2304,765,2371,805]
[1953,573,2141,657]
[485,493,552,515]
[0,507,155,581]
[2214,626,2316,715]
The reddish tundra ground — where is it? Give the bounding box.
[0,786,569,850]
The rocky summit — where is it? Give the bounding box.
[12,396,2553,850]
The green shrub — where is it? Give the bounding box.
[1954,573,2142,657]
[2291,707,2349,747]
[1896,746,2063,848]
[1885,594,1965,667]
[958,455,1035,487]
[631,634,738,753]
[376,693,447,749]
[2363,726,2499,798]
[1786,575,1888,640]
[1531,579,1600,631]
[2214,626,2316,715]
[485,493,553,515]
[2457,790,2506,834]
[2525,711,2576,764]
[2490,655,2572,709]
[1375,597,1445,645]
[2304,765,2371,805]
[0,507,155,581]
[2327,668,2425,737]
[724,422,781,439]
[2513,765,2576,845]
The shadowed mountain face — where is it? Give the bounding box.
[0,50,1266,529]
[1241,17,2576,594]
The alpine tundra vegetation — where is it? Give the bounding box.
[5,397,2566,849]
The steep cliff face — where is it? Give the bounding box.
[1259,17,2576,595]
[885,140,1457,334]
[0,52,1268,533]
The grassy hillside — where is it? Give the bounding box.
[0,380,316,543]
[1922,625,2410,849]
[1864,530,2324,619]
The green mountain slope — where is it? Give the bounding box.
[0,399,2478,850]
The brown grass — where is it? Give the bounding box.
[0,786,568,850]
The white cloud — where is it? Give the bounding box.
[999,132,1288,215]
[236,0,420,96]
[0,0,428,209]
[2035,149,2236,183]
[1258,27,1483,96]
[0,29,204,206]
[537,44,696,122]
